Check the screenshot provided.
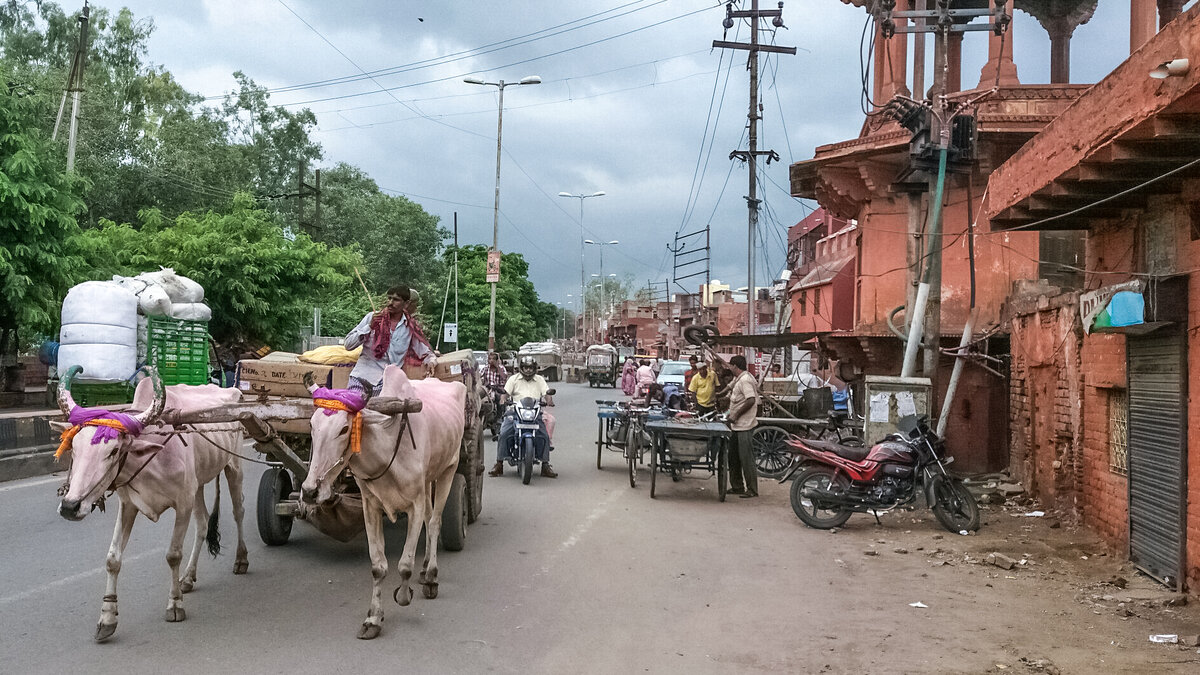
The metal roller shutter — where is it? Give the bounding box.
[1126,330,1187,589]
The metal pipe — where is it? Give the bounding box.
[936,309,974,437]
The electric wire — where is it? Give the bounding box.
[208,1,668,100]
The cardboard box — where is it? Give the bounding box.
[236,359,352,398]
[761,379,798,397]
[434,349,474,383]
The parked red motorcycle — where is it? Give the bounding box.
[779,415,980,533]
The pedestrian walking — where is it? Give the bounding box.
[620,356,638,396]
[724,354,759,498]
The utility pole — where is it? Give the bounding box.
[296,162,321,238]
[53,2,90,172]
[873,0,1010,385]
[453,212,459,351]
[714,0,794,359]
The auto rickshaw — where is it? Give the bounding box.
[586,344,619,388]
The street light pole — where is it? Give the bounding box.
[585,239,619,344]
[466,74,541,351]
[558,191,606,344]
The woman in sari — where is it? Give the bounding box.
[620,356,638,396]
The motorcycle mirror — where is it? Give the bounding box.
[546,388,557,396]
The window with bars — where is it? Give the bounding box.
[799,291,807,316]
[1108,389,1128,476]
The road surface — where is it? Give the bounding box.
[1,381,1197,673]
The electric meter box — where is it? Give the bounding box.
[862,375,932,444]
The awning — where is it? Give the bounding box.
[790,252,856,291]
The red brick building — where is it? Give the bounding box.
[788,210,857,333]
[788,1,1106,472]
[986,6,1200,591]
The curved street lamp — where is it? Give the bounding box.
[559,190,606,341]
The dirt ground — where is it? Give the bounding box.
[776,482,1200,674]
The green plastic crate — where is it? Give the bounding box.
[147,317,211,386]
[67,381,135,408]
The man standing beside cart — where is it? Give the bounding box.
[344,285,436,395]
[724,355,759,498]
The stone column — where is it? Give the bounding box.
[947,32,963,93]
[874,1,910,105]
[1047,19,1072,84]
[1158,0,1183,29]
[1130,0,1156,53]
[977,0,1019,87]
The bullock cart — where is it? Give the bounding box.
[643,417,731,501]
[160,390,487,552]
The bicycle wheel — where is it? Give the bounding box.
[626,421,639,488]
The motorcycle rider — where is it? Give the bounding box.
[481,351,508,438]
[489,355,558,478]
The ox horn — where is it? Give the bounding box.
[303,371,319,394]
[131,366,166,427]
[57,365,83,416]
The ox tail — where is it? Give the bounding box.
[205,474,222,558]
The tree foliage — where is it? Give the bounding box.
[0,3,560,355]
[72,193,362,347]
[0,87,85,343]
[449,245,556,351]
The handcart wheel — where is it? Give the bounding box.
[717,442,728,503]
[257,467,293,546]
[596,419,604,470]
[626,422,638,489]
[752,425,792,480]
[649,434,658,499]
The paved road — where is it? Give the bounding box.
[2,381,1197,673]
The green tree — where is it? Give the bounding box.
[449,245,555,351]
[318,162,446,302]
[72,193,363,347]
[0,86,85,369]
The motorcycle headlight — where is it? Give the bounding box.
[518,407,537,422]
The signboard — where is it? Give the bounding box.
[486,250,501,283]
[1080,280,1142,334]
[443,322,458,343]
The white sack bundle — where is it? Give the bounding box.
[138,267,204,303]
[169,302,212,321]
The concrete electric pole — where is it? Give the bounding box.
[714,1,795,360]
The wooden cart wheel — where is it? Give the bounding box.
[717,441,728,503]
[468,423,484,523]
[626,421,638,489]
[440,473,467,552]
[256,467,293,546]
[649,434,658,498]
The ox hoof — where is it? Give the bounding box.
[392,585,413,607]
[421,582,439,599]
[233,561,249,575]
[357,623,382,640]
[164,607,187,622]
[179,579,195,594]
[94,622,117,643]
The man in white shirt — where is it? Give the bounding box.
[725,354,759,498]
[344,285,436,394]
[490,356,557,478]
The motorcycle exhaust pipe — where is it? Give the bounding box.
[799,487,864,508]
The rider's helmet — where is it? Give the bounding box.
[518,355,537,378]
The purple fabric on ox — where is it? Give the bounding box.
[66,407,145,443]
[312,387,365,415]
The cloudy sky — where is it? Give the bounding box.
[98,0,1133,310]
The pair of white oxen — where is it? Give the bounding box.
[54,364,466,642]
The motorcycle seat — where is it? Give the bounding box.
[800,438,870,462]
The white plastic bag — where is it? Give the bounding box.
[169,302,212,321]
[138,267,204,303]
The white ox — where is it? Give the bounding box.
[53,367,249,643]
[302,365,464,640]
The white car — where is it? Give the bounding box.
[656,360,689,388]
